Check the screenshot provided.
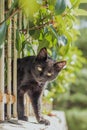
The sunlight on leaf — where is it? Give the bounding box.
[18,0,40,19]
[0,48,2,57]
[55,0,67,15]
[75,9,87,16]
[36,0,43,4]
[0,23,6,46]
[49,24,58,38]
[80,0,87,3]
[58,35,67,46]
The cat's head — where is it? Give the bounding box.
[31,47,66,83]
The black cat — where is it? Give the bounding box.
[17,47,66,125]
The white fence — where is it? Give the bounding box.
[0,0,17,121]
[0,0,31,121]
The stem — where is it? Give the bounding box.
[0,8,20,25]
[62,1,78,17]
[28,21,51,31]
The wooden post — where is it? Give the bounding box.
[7,0,12,119]
[24,94,29,117]
[0,0,5,121]
[19,11,22,31]
[13,15,17,118]
[18,11,22,58]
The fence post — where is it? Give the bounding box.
[13,15,17,118]
[0,0,5,121]
[18,11,22,58]
[7,0,12,119]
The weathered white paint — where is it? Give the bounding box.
[0,0,5,121]
[13,15,17,118]
[7,0,12,119]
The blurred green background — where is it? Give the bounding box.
[53,3,87,130]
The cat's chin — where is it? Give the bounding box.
[32,74,47,83]
[38,79,46,83]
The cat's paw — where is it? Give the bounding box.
[38,117,50,125]
[18,116,28,121]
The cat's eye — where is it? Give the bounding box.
[47,72,52,77]
[37,66,42,72]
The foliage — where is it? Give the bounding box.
[53,67,87,109]
[0,0,87,100]
[77,28,87,57]
[0,23,7,56]
[55,0,68,15]
[66,109,87,130]
[53,14,87,129]
[18,0,41,19]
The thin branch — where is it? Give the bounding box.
[19,21,51,33]
[29,21,52,31]
[0,8,20,25]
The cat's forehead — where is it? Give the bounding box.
[46,57,55,67]
[46,58,55,66]
[35,56,55,67]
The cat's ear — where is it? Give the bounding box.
[54,61,66,72]
[36,47,47,61]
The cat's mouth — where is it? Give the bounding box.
[37,78,47,83]
[36,76,48,83]
[31,71,46,83]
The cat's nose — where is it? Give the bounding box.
[40,72,43,76]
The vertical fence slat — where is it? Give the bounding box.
[24,94,29,117]
[0,0,5,121]
[7,0,12,119]
[19,11,22,58]
[19,11,22,30]
[13,15,17,118]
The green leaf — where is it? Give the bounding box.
[58,35,67,46]
[6,19,10,26]
[25,43,35,55]
[0,48,2,57]
[18,0,40,19]
[57,84,66,93]
[36,0,43,4]
[71,0,80,8]
[48,0,56,5]
[55,0,67,15]
[75,9,87,16]
[49,24,58,39]
[44,27,48,35]
[80,0,87,3]
[6,0,18,19]
[59,42,70,56]
[16,29,22,52]
[0,23,6,46]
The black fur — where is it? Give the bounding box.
[17,48,66,125]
